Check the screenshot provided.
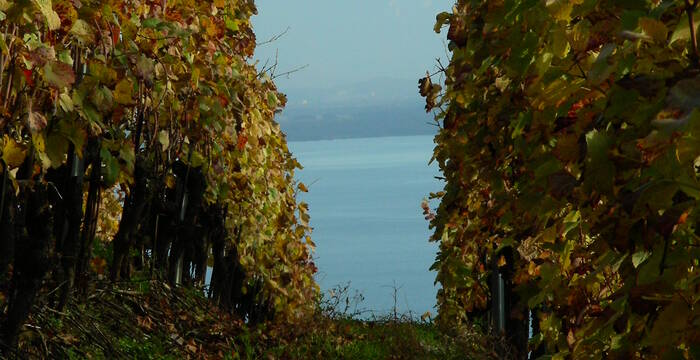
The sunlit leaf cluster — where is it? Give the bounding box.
[0,0,316,324]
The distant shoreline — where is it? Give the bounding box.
[285,132,437,143]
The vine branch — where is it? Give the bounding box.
[685,0,700,66]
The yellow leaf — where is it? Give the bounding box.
[70,19,95,44]
[59,91,74,112]
[205,19,218,37]
[157,130,169,151]
[550,28,570,59]
[546,0,574,21]
[190,151,205,168]
[114,78,134,105]
[32,0,61,30]
[191,67,200,88]
[2,137,27,168]
[639,18,668,43]
[305,236,315,250]
[165,174,176,189]
[297,182,308,192]
[545,0,582,22]
[32,133,45,152]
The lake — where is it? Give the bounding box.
[288,135,443,317]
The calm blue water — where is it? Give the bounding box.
[289,135,443,317]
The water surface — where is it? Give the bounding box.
[289,135,442,317]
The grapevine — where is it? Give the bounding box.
[423,1,700,357]
[0,0,317,347]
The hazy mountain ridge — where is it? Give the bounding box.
[277,78,438,141]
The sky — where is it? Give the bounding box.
[251,1,449,95]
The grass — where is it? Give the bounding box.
[12,279,508,359]
[253,314,508,359]
[249,282,510,359]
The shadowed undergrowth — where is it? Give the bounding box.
[5,279,512,359]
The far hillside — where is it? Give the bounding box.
[277,78,438,141]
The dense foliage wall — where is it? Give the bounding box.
[0,0,317,349]
[423,0,700,357]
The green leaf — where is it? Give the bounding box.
[631,250,651,268]
[670,10,700,44]
[550,28,570,59]
[59,91,74,112]
[225,17,239,32]
[561,240,574,270]
[32,0,61,30]
[637,244,664,285]
[588,44,615,85]
[648,301,690,346]
[584,130,614,194]
[534,157,562,179]
[0,33,8,55]
[190,151,205,168]
[45,132,69,168]
[267,92,278,108]
[57,50,73,66]
[101,4,117,24]
[59,120,86,155]
[637,181,678,213]
[70,19,95,44]
[142,18,160,28]
[119,146,135,172]
[88,61,118,85]
[668,75,700,113]
[100,147,119,186]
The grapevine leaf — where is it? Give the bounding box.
[668,76,700,113]
[100,147,119,186]
[588,44,615,85]
[631,250,651,268]
[45,132,69,168]
[135,54,155,83]
[2,137,27,168]
[157,131,169,151]
[670,10,700,44]
[434,12,450,33]
[648,301,690,346]
[114,78,135,105]
[43,61,76,89]
[28,110,47,134]
[119,146,135,172]
[584,130,614,194]
[639,18,668,43]
[59,92,74,112]
[70,19,95,44]
[32,0,61,30]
